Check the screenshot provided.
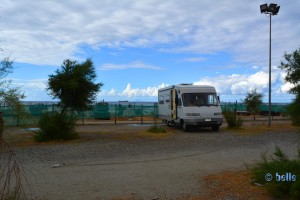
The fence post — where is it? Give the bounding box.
[0,112,3,141]
[114,104,117,124]
[141,104,143,124]
[82,110,85,125]
[235,100,237,122]
[52,104,55,117]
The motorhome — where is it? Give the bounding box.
[158,84,223,131]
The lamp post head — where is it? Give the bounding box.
[260,3,280,15]
[260,4,268,13]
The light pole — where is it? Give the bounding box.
[260,3,280,127]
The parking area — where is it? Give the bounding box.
[3,120,300,199]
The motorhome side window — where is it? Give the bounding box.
[182,93,218,107]
[158,96,164,104]
[165,95,170,103]
[207,94,218,105]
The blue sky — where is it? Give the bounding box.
[1,0,299,102]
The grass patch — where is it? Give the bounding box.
[34,112,78,142]
[223,111,243,129]
[247,146,300,199]
[147,125,166,133]
[195,170,270,200]
[229,122,299,135]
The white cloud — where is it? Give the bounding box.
[9,78,50,101]
[280,82,294,93]
[7,72,294,102]
[193,67,289,99]
[181,57,207,62]
[99,61,163,70]
[0,0,299,67]
[98,83,169,100]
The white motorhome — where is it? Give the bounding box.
[158,84,223,131]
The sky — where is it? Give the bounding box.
[1,0,299,103]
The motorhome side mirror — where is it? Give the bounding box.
[217,96,220,102]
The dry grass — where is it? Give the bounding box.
[92,129,173,141]
[105,170,272,200]
[193,170,271,200]
[229,121,299,135]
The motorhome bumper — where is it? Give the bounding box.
[183,118,223,126]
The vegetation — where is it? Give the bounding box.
[0,58,27,128]
[35,112,78,142]
[248,146,300,199]
[47,58,103,115]
[287,99,300,126]
[36,58,102,142]
[243,89,263,120]
[147,125,166,133]
[223,111,243,128]
[279,47,300,125]
[0,58,28,199]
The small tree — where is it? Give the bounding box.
[0,58,26,129]
[243,89,263,120]
[36,58,103,141]
[279,47,300,125]
[48,58,103,115]
[0,58,28,199]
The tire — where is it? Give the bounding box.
[182,122,189,132]
[212,125,219,132]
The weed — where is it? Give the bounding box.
[247,146,300,199]
[223,111,243,128]
[34,112,78,142]
[147,126,166,133]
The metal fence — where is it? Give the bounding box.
[0,101,289,126]
[220,102,288,114]
[0,102,159,126]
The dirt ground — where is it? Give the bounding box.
[2,118,300,200]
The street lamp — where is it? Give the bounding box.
[260,3,280,127]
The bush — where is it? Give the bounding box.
[147,125,166,133]
[288,101,300,126]
[248,146,300,199]
[34,112,78,142]
[223,111,243,128]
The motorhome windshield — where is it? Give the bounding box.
[182,93,219,107]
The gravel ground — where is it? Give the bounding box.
[3,123,300,199]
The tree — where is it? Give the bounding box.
[0,58,26,129]
[279,47,300,125]
[0,58,28,200]
[279,48,300,95]
[48,58,103,115]
[243,89,263,120]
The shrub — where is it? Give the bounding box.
[288,101,300,126]
[223,111,243,128]
[248,146,300,199]
[34,112,78,142]
[147,126,166,133]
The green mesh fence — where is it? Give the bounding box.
[220,102,288,113]
[0,102,159,126]
[0,102,288,126]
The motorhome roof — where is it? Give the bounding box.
[158,84,216,92]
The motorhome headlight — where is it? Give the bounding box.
[186,113,200,116]
[214,112,222,116]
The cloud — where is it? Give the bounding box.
[181,57,207,62]
[98,83,169,100]
[9,78,50,101]
[193,67,288,98]
[8,71,294,103]
[99,61,163,70]
[1,0,299,67]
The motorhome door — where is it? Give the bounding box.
[171,89,177,119]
